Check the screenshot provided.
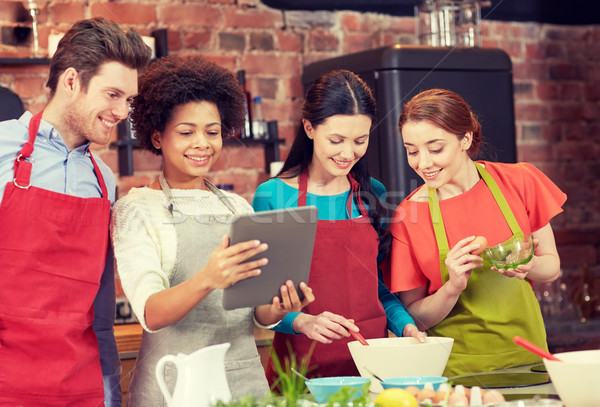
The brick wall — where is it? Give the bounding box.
[1,0,598,295]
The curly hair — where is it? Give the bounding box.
[131,55,246,155]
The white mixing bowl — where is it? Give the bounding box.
[543,349,600,407]
[348,336,454,393]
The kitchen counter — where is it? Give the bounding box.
[114,323,275,359]
[365,364,559,403]
[448,363,558,400]
[114,323,275,406]
[115,325,559,403]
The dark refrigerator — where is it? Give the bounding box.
[302,45,517,205]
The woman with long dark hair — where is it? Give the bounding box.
[252,70,424,382]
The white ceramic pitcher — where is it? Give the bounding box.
[155,342,232,407]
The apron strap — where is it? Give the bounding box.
[13,111,42,189]
[298,171,308,207]
[13,111,109,198]
[204,179,237,215]
[297,171,368,218]
[347,174,369,218]
[474,162,521,236]
[428,187,450,252]
[159,174,237,216]
[88,153,108,199]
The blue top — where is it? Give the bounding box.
[252,176,415,337]
[0,112,121,406]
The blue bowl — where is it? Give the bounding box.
[305,376,371,403]
[381,376,448,391]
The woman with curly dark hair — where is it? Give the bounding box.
[110,55,313,405]
[252,70,426,382]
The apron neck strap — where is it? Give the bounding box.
[428,187,450,251]
[159,174,237,215]
[297,171,368,217]
[13,111,42,189]
[298,171,309,207]
[89,153,108,198]
[474,162,521,236]
[14,111,108,198]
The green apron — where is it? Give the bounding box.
[427,162,547,377]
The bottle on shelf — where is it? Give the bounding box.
[252,96,268,140]
[236,70,252,139]
[572,263,599,322]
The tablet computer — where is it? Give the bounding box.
[222,206,318,310]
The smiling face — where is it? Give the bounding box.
[64,61,138,148]
[306,114,371,181]
[402,120,472,192]
[151,101,223,190]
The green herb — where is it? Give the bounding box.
[323,381,371,407]
[215,341,371,407]
[269,341,315,404]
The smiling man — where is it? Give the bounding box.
[0,18,151,406]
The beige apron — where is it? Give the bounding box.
[428,162,547,377]
[127,176,269,406]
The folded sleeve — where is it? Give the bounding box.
[518,162,567,232]
[384,217,430,293]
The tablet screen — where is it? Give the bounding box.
[222,206,318,310]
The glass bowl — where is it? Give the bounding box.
[484,234,534,270]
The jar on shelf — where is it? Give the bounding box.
[252,96,268,140]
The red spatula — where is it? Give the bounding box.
[350,331,369,346]
[513,336,561,362]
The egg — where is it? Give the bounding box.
[432,383,451,403]
[447,391,468,406]
[416,387,436,402]
[432,389,449,403]
[404,386,420,398]
[482,389,506,404]
[471,236,488,255]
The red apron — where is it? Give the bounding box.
[0,112,109,406]
[266,172,388,383]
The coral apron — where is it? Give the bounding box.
[0,112,109,405]
[266,172,388,383]
[428,162,547,377]
[126,175,268,406]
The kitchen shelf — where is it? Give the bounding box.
[0,57,50,65]
[224,137,285,174]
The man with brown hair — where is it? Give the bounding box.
[0,17,151,406]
